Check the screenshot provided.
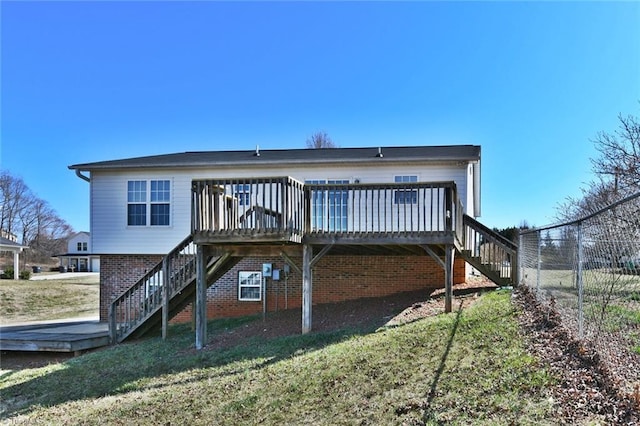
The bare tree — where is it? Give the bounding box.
[0,171,30,237]
[591,112,640,196]
[0,170,73,263]
[559,109,640,222]
[305,131,337,149]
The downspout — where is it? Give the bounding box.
[75,169,90,182]
[473,160,481,217]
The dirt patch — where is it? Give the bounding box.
[1,351,75,372]
[200,276,496,351]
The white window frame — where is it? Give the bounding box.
[238,271,262,301]
[394,175,418,205]
[127,179,172,227]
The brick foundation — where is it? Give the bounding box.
[99,254,164,321]
[101,253,466,324]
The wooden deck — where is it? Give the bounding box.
[0,320,109,354]
[191,177,464,248]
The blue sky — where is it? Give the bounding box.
[2,1,639,233]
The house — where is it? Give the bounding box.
[57,231,100,272]
[69,145,517,347]
[0,236,28,280]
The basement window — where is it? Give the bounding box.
[238,271,262,301]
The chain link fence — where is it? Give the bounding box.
[519,192,640,395]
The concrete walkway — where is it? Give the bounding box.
[30,272,99,281]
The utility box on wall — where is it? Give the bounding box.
[262,263,272,278]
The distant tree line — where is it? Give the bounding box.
[0,170,73,265]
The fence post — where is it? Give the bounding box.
[536,230,542,297]
[576,222,584,339]
[517,233,523,286]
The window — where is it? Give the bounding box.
[77,242,87,252]
[127,181,147,226]
[394,175,418,204]
[305,179,349,232]
[127,180,171,226]
[234,184,251,206]
[327,180,349,232]
[238,271,262,301]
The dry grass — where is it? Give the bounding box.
[0,275,99,324]
[1,291,557,425]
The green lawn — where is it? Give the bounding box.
[0,291,557,425]
[0,275,99,324]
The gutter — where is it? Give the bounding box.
[75,169,90,182]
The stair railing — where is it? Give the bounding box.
[109,235,196,343]
[462,215,518,285]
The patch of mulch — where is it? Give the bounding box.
[513,286,640,425]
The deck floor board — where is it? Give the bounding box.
[0,321,109,353]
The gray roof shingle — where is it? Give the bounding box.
[69,145,480,171]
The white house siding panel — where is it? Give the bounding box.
[90,162,471,254]
[68,232,91,254]
[91,171,193,254]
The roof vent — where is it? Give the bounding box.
[375,147,384,158]
[254,145,260,157]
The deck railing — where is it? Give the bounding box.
[462,215,518,284]
[192,178,463,244]
[192,177,306,242]
[304,181,461,238]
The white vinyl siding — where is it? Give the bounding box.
[67,232,91,254]
[89,162,472,254]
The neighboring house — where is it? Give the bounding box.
[57,231,100,272]
[69,145,516,345]
[0,236,28,280]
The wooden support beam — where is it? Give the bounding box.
[195,245,207,350]
[208,244,302,258]
[420,245,445,269]
[310,244,334,268]
[444,245,454,313]
[280,251,302,275]
[302,244,312,334]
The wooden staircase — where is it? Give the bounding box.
[108,235,240,343]
[460,214,518,286]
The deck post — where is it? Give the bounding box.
[161,256,169,340]
[108,302,117,344]
[195,244,207,349]
[302,244,313,334]
[444,244,454,313]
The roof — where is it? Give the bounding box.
[0,237,28,250]
[69,145,481,171]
